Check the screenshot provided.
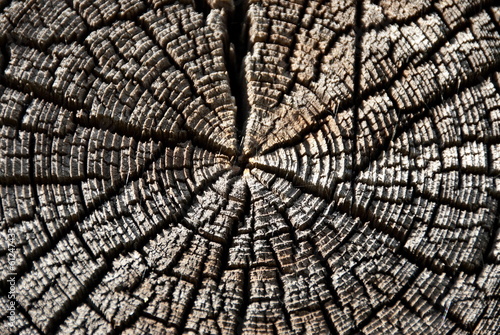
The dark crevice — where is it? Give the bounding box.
[0,0,13,14]
[235,150,250,172]
[1,0,500,333]
[193,0,210,16]
[0,39,9,74]
[227,0,250,159]
[351,0,363,219]
[483,203,500,263]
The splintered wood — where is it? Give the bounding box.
[1,0,499,334]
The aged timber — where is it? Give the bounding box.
[1,0,500,334]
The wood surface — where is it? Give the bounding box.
[1,0,500,334]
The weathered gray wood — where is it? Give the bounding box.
[0,0,499,334]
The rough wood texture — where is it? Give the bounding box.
[1,0,500,334]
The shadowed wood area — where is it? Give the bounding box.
[1,0,500,334]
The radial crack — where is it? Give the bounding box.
[227,0,250,159]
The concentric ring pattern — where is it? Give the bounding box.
[1,0,500,334]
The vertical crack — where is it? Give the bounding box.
[227,0,250,158]
[351,0,363,217]
[199,0,249,163]
[193,0,210,16]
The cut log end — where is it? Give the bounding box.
[1,0,500,334]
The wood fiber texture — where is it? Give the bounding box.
[1,0,500,334]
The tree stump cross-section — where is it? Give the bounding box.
[1,0,500,334]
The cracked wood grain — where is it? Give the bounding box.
[1,0,500,334]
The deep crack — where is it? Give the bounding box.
[1,1,500,334]
[227,0,250,156]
